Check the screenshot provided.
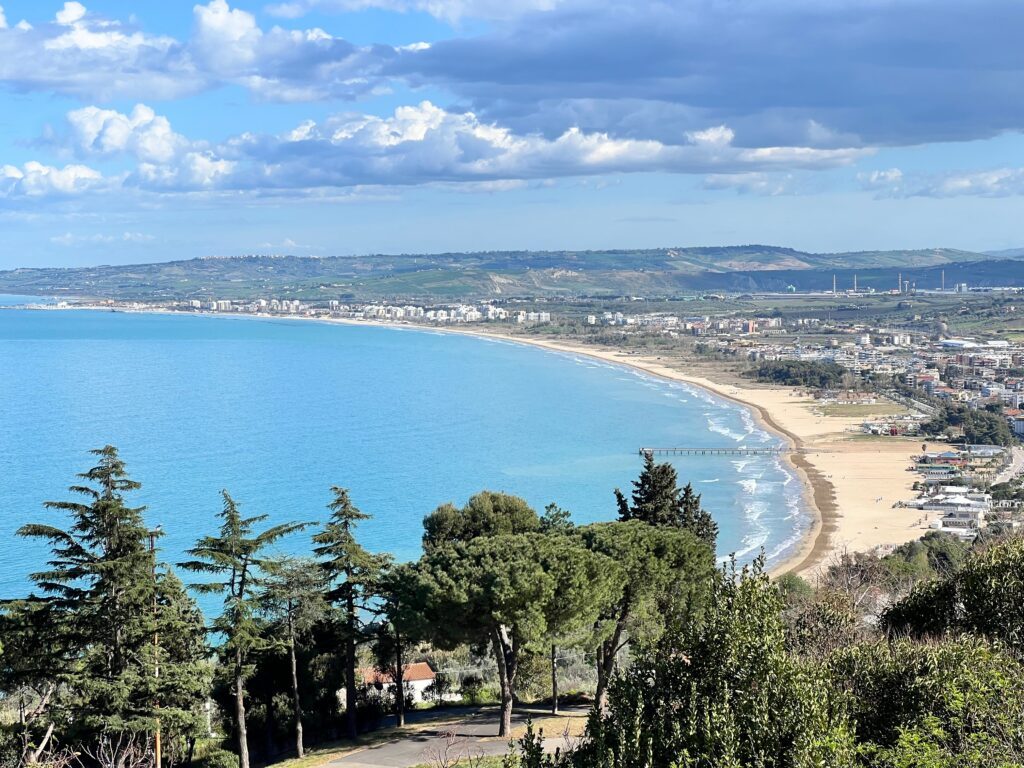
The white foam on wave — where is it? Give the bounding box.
[700,478,720,483]
[738,478,758,495]
[707,416,747,442]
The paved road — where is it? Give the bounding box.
[992,446,1024,485]
[329,707,584,768]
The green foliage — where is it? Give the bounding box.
[748,360,848,389]
[774,571,814,606]
[785,589,859,660]
[923,405,1015,446]
[418,528,617,734]
[614,455,718,547]
[831,638,1024,766]
[574,560,856,768]
[313,487,388,738]
[884,531,970,582]
[883,537,1024,657]
[422,491,542,552]
[196,746,241,768]
[1,446,210,768]
[180,491,308,768]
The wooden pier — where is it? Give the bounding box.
[639,446,783,457]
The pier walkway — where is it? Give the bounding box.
[639,446,783,457]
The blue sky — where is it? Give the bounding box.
[1,0,1023,268]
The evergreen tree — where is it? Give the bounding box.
[259,556,328,758]
[153,569,213,768]
[615,454,718,547]
[312,488,387,740]
[15,447,163,744]
[372,562,428,729]
[180,491,307,768]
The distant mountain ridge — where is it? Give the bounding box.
[1,245,1019,301]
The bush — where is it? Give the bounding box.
[830,638,1024,765]
[459,674,486,704]
[424,671,454,703]
[195,747,239,768]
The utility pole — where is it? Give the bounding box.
[149,527,163,768]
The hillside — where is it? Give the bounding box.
[0,245,1014,301]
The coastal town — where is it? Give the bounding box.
[27,283,1024,569]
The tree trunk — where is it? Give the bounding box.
[288,609,304,758]
[394,627,405,728]
[550,644,559,715]
[595,602,628,712]
[345,591,358,740]
[492,626,518,738]
[235,649,250,768]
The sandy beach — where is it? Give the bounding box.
[16,304,931,577]
[406,326,930,578]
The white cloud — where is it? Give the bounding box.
[35,101,865,198]
[857,166,1024,198]
[0,6,7,29]
[67,104,189,163]
[1,161,104,198]
[0,1,393,101]
[54,2,86,25]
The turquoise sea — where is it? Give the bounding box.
[0,300,810,609]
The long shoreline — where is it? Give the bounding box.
[11,304,891,575]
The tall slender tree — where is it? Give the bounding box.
[259,556,328,758]
[180,491,307,768]
[312,488,387,740]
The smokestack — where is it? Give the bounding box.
[941,270,945,291]
[854,274,858,292]
[898,272,902,293]
[833,274,837,294]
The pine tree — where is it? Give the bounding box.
[153,569,212,768]
[180,491,307,768]
[17,446,160,739]
[679,482,719,548]
[312,487,387,740]
[615,454,718,547]
[259,557,327,758]
[372,563,428,729]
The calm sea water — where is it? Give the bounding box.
[0,307,810,609]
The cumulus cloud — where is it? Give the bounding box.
[1,161,105,198]
[66,104,189,163]
[38,101,865,197]
[0,6,7,29]
[54,2,86,25]
[0,1,394,101]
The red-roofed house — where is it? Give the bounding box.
[360,662,437,704]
